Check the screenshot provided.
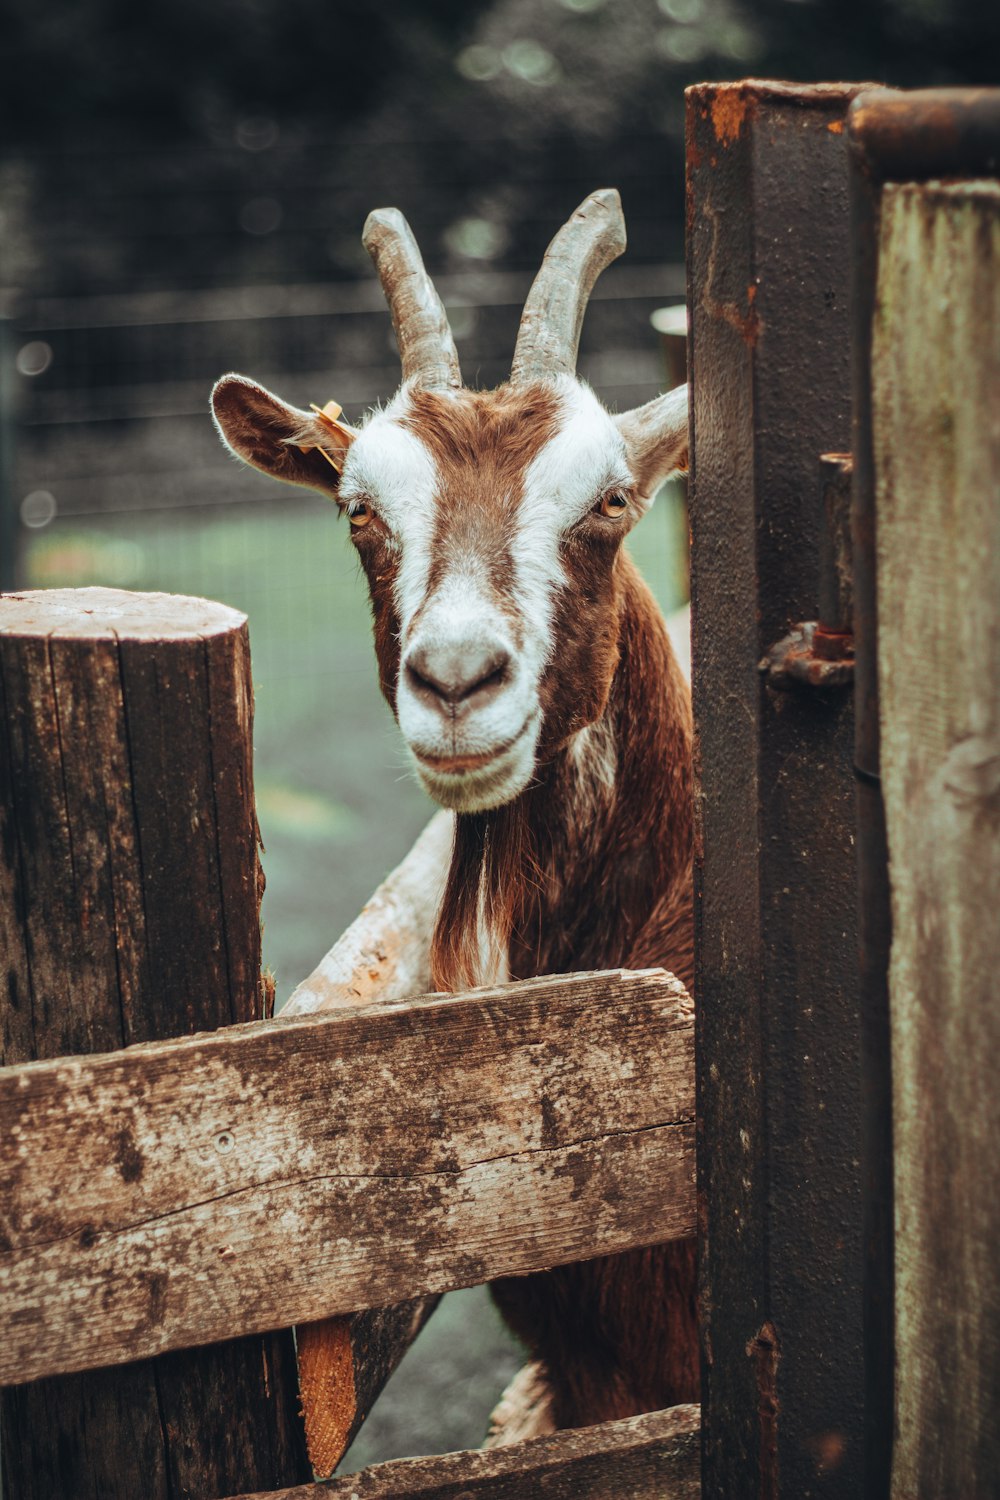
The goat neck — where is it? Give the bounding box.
[430,549,692,994]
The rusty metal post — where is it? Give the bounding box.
[688,81,867,1499]
[846,85,1000,1500]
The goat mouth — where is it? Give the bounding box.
[409,714,539,811]
[415,749,499,774]
[411,715,534,777]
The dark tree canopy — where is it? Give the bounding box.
[3,0,489,147]
[2,0,996,296]
[5,0,995,151]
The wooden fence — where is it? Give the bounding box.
[1,81,998,1500]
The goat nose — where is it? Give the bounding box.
[405,640,512,710]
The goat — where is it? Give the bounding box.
[211,188,696,1431]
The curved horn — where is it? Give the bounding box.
[510,188,627,386]
[363,208,462,391]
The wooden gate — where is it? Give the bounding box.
[1,81,998,1500]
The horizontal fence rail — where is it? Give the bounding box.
[0,966,694,1387]
[21,263,686,333]
[226,1405,702,1500]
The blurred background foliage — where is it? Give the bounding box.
[2,0,997,1477]
[4,0,997,295]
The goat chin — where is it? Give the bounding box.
[408,719,540,813]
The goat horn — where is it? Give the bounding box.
[363,208,462,392]
[510,188,627,386]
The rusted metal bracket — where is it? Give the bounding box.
[849,86,1000,182]
[760,620,854,690]
[760,453,854,690]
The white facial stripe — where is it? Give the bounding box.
[511,378,631,672]
[419,565,500,643]
[339,391,440,629]
[526,378,632,525]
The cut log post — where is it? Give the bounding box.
[0,588,311,1499]
[873,179,1000,1499]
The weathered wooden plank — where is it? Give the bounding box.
[0,967,695,1387]
[873,178,1000,1499]
[227,1404,702,1500]
[0,588,310,1499]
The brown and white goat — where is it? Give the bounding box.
[211,189,696,1429]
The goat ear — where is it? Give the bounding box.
[615,384,688,502]
[211,374,354,500]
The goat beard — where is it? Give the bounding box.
[430,797,541,993]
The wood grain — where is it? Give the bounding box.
[295,1300,438,1478]
[0,588,309,1498]
[874,180,1000,1497]
[688,82,865,1500]
[0,967,694,1387]
[227,1403,702,1500]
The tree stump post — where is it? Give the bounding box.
[0,587,311,1499]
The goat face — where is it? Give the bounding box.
[211,192,687,812]
[344,377,667,811]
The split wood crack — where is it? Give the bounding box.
[4,1117,693,1256]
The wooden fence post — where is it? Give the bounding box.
[846,87,1000,1498]
[0,588,311,1498]
[872,176,1000,1499]
[688,81,866,1498]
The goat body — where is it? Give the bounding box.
[212,190,697,1431]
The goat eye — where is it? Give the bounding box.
[597,490,628,519]
[347,501,372,528]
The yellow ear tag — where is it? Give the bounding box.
[297,399,359,474]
